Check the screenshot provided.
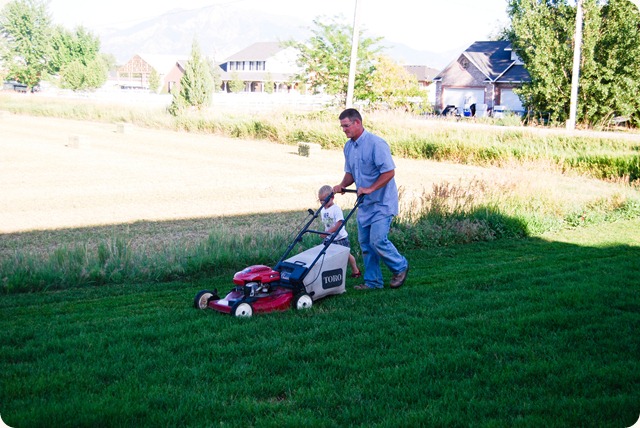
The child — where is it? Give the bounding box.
[318,185,361,278]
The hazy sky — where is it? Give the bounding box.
[43,0,512,53]
[3,0,638,54]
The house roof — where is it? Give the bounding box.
[176,60,188,71]
[118,54,188,75]
[223,42,285,62]
[138,54,188,74]
[495,63,530,83]
[463,40,513,81]
[435,40,529,83]
[404,65,440,82]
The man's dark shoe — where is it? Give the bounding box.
[390,266,409,289]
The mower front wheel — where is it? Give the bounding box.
[292,293,313,311]
[232,302,254,317]
[193,290,218,310]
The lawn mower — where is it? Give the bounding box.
[193,189,362,317]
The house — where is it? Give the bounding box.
[404,65,440,105]
[218,42,301,93]
[117,54,188,92]
[164,60,187,94]
[433,41,530,116]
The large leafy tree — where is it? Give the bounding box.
[51,26,107,90]
[59,57,107,91]
[169,40,214,115]
[0,0,52,89]
[508,0,640,127]
[367,55,423,111]
[583,0,640,126]
[0,0,107,91]
[48,26,100,74]
[287,16,382,106]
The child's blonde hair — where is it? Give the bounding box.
[318,185,332,200]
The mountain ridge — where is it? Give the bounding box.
[98,5,457,69]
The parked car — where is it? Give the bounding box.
[3,80,28,92]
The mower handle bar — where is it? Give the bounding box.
[275,188,363,266]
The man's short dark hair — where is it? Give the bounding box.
[339,108,362,122]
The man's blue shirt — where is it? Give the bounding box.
[343,129,399,226]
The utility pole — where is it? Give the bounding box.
[567,0,583,130]
[346,0,360,109]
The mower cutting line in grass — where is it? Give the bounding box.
[194,189,362,317]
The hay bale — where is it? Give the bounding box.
[116,123,130,134]
[66,135,80,149]
[297,142,322,157]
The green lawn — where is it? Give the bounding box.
[1,218,639,427]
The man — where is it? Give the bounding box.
[332,108,409,290]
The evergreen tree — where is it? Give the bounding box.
[169,40,214,115]
[149,69,160,93]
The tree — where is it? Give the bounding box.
[0,0,108,91]
[59,57,106,91]
[169,40,214,115]
[287,16,382,106]
[149,69,160,93]
[207,58,221,93]
[367,55,423,111]
[101,53,118,73]
[264,72,274,94]
[508,0,640,127]
[48,25,100,74]
[0,0,52,89]
[229,71,244,93]
[582,0,640,127]
[52,26,107,91]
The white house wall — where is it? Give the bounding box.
[267,47,300,74]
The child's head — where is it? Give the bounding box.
[318,185,333,203]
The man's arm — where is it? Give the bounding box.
[333,173,355,194]
[358,170,395,195]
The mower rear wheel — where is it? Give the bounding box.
[193,290,218,310]
[232,302,253,317]
[292,293,313,310]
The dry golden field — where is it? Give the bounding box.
[0,112,627,234]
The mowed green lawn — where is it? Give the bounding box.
[1,217,639,427]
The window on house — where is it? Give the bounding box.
[250,61,256,70]
[257,61,265,71]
